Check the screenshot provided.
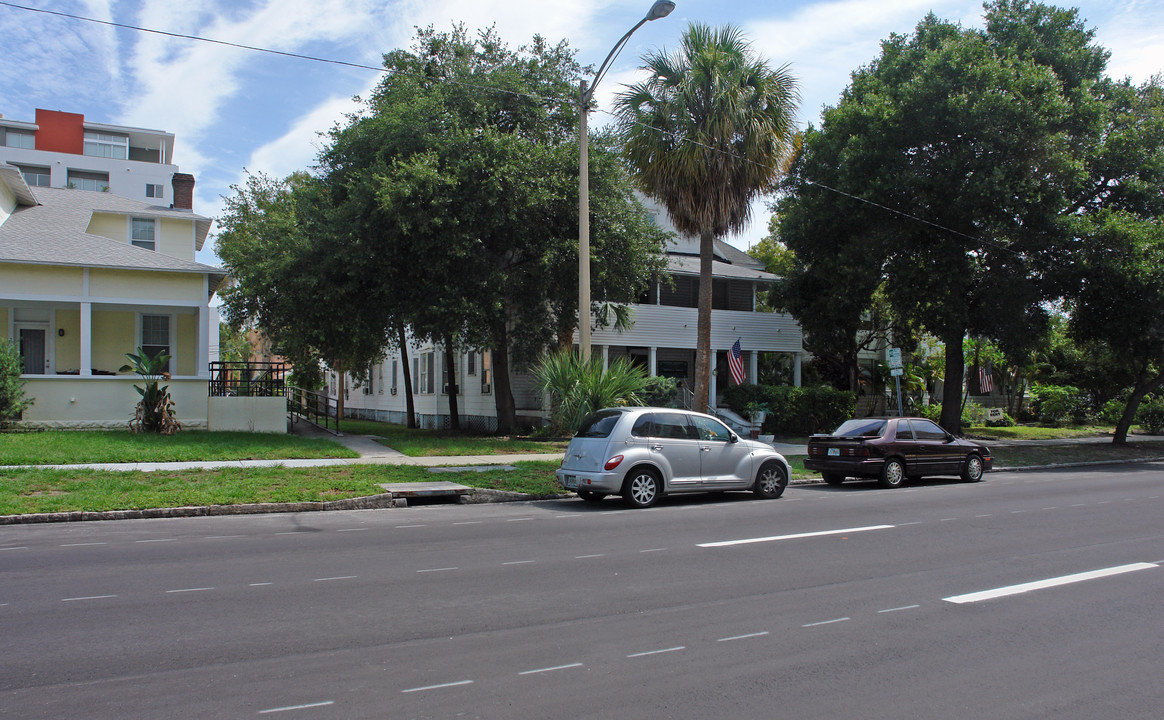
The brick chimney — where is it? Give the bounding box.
[171,173,195,210]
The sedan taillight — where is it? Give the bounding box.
[604,455,624,471]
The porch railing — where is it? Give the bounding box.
[208,361,287,397]
[287,385,340,432]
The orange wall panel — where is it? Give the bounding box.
[34,109,84,154]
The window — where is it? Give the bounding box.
[67,170,109,192]
[17,165,49,187]
[377,364,384,394]
[909,419,948,442]
[390,359,398,395]
[466,351,477,377]
[3,129,34,149]
[141,314,171,373]
[146,183,164,199]
[692,415,732,442]
[412,357,419,394]
[83,132,128,159]
[425,352,436,394]
[480,350,492,393]
[131,218,156,250]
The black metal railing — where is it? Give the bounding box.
[287,385,340,432]
[208,361,287,398]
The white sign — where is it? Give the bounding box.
[887,348,903,370]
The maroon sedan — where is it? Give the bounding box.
[805,417,992,488]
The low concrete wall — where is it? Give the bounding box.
[17,376,208,430]
[208,396,287,433]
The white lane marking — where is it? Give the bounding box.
[313,576,357,582]
[250,583,273,587]
[519,663,584,675]
[640,548,668,553]
[940,518,958,522]
[61,542,107,547]
[718,631,769,642]
[943,563,1158,604]
[205,535,246,539]
[276,532,304,536]
[878,604,920,613]
[402,680,473,693]
[167,587,214,594]
[417,567,458,573]
[628,646,685,658]
[575,554,605,559]
[899,521,924,527]
[1071,504,1087,508]
[1041,507,1058,511]
[803,617,850,627]
[337,528,368,533]
[136,538,176,543]
[507,517,533,522]
[975,514,993,518]
[503,560,535,566]
[1,546,28,551]
[1011,510,1028,514]
[258,700,335,714]
[395,525,426,529]
[698,525,893,548]
[453,521,482,526]
[62,595,117,602]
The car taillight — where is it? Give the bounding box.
[847,447,871,457]
[604,455,624,471]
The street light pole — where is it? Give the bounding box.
[578,0,675,361]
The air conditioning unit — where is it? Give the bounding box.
[481,383,491,393]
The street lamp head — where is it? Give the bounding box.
[645,1,675,22]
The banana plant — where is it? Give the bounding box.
[119,347,181,434]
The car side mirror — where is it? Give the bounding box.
[729,433,739,443]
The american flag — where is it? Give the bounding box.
[979,366,993,394]
[728,338,746,385]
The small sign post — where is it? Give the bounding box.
[887,348,904,416]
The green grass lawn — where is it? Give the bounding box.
[336,419,570,456]
[0,430,357,465]
[963,424,1130,441]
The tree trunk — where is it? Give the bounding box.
[492,324,517,435]
[444,335,460,431]
[693,230,715,413]
[333,361,346,433]
[939,330,965,434]
[1113,370,1164,445]
[397,324,416,429]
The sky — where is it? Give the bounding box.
[1,0,1162,267]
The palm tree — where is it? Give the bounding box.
[614,23,798,413]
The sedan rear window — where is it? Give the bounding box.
[575,410,624,438]
[832,419,888,437]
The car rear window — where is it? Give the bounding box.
[575,410,624,438]
[832,419,888,437]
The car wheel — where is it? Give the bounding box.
[622,469,661,508]
[961,454,984,482]
[822,473,845,486]
[577,490,607,502]
[879,458,906,489]
[754,461,788,499]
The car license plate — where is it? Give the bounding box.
[827,448,840,456]
[564,475,578,489]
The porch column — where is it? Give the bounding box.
[197,305,210,379]
[648,346,657,377]
[601,344,609,370]
[749,351,758,385]
[79,301,92,376]
[793,353,803,387]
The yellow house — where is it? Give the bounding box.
[1,163,227,428]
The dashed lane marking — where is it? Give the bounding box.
[878,604,920,613]
[628,646,685,658]
[943,563,1159,604]
[401,680,473,693]
[62,595,117,602]
[519,663,583,675]
[258,700,335,714]
[718,631,769,642]
[698,525,893,548]
[802,617,850,627]
[166,587,214,594]
[61,542,106,547]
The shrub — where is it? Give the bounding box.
[119,347,181,434]
[726,384,854,435]
[1030,384,1090,426]
[1,339,34,426]
[1137,397,1164,435]
[532,350,649,435]
[640,376,679,407]
[1099,398,1127,425]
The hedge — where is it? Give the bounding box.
[721,384,855,435]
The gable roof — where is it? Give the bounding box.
[0,184,226,293]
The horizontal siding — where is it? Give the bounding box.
[589,304,803,353]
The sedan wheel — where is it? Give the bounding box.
[822,473,845,486]
[623,469,661,508]
[754,461,788,499]
[879,458,906,489]
[577,490,607,502]
[961,454,984,482]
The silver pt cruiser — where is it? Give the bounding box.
[555,407,791,508]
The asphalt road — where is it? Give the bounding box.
[2,464,1162,719]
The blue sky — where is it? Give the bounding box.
[1,0,1161,266]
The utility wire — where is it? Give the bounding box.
[2,0,1014,256]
